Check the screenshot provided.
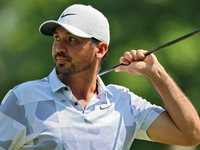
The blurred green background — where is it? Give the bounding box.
[0,0,200,149]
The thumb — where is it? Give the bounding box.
[115,66,121,72]
[115,64,128,72]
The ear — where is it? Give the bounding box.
[96,42,108,59]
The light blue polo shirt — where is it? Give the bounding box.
[0,68,165,150]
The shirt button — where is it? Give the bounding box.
[64,87,68,91]
[74,102,78,106]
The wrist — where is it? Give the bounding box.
[146,63,167,81]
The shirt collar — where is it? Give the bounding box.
[49,68,113,98]
[49,68,67,92]
[97,75,113,98]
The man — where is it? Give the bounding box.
[0,4,200,150]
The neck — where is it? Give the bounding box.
[58,69,98,101]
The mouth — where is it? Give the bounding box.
[54,53,72,64]
[56,57,69,63]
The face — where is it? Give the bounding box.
[52,26,97,75]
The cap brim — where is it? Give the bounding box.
[39,20,92,38]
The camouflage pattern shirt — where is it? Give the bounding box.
[0,68,165,150]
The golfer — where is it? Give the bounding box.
[0,4,200,150]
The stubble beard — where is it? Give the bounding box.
[55,47,95,76]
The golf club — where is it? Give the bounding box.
[99,28,200,76]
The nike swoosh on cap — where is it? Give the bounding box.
[61,13,77,18]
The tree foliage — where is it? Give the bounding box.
[1,0,200,149]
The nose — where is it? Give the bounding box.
[54,41,67,53]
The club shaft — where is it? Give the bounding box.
[99,28,200,76]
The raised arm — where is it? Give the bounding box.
[115,49,200,146]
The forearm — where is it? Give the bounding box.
[117,50,200,145]
[147,63,200,135]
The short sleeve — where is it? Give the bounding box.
[129,93,165,141]
[0,90,26,150]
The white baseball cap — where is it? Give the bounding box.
[39,4,110,45]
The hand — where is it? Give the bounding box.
[115,49,159,76]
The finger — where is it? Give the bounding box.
[119,56,130,65]
[124,51,134,62]
[137,49,147,60]
[115,62,129,72]
[130,50,138,61]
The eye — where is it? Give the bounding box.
[69,37,76,42]
[54,35,61,41]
